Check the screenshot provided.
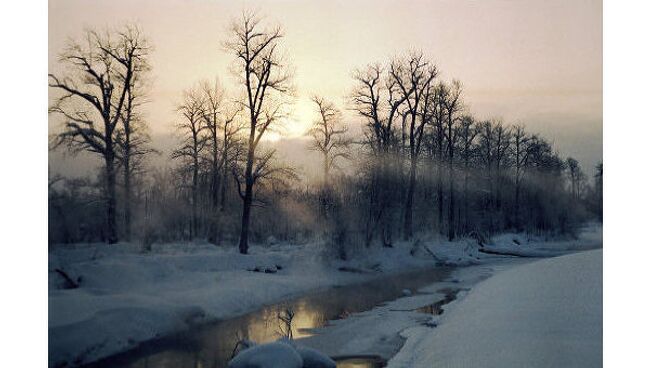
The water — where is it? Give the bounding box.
[335,356,387,368]
[83,267,451,368]
[416,288,461,315]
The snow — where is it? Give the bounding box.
[48,223,602,367]
[388,249,603,368]
[48,241,442,367]
[226,338,335,368]
[228,341,303,368]
[294,345,337,368]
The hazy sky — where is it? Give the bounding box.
[49,0,602,177]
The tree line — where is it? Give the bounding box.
[48,13,602,256]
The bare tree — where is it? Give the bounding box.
[440,80,463,240]
[116,51,154,241]
[172,87,207,239]
[566,157,585,200]
[232,148,298,212]
[200,79,225,211]
[510,124,531,230]
[220,104,244,212]
[430,82,448,234]
[476,120,496,231]
[49,25,151,244]
[594,162,603,220]
[457,114,478,233]
[199,79,225,243]
[224,11,293,254]
[308,96,351,186]
[389,52,438,240]
[351,62,409,246]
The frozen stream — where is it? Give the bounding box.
[82,267,454,368]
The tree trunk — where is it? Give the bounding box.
[208,139,221,244]
[437,164,444,234]
[238,132,256,254]
[448,155,455,241]
[515,173,521,230]
[436,131,444,234]
[105,151,118,244]
[403,158,417,240]
[447,120,455,240]
[463,169,469,233]
[238,176,253,254]
[220,140,229,211]
[192,153,199,239]
[463,143,470,234]
[124,155,132,241]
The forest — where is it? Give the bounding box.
[48,13,603,257]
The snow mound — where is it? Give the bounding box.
[295,346,336,368]
[228,339,335,368]
[228,341,303,368]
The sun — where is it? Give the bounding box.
[263,96,317,142]
[285,96,317,138]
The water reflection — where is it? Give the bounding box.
[416,288,461,315]
[83,267,449,368]
[334,356,386,368]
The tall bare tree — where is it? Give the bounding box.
[441,80,463,240]
[493,122,511,210]
[199,79,225,243]
[172,87,207,239]
[116,51,154,241]
[430,82,448,233]
[200,79,225,211]
[308,96,351,186]
[511,124,531,230]
[351,63,409,246]
[389,52,438,240]
[566,157,585,201]
[224,11,293,254]
[49,25,151,244]
[594,162,603,220]
[457,115,479,233]
[219,104,244,211]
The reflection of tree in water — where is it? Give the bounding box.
[276,308,296,339]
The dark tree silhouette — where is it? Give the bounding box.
[308,96,351,187]
[441,80,463,240]
[116,54,154,241]
[199,79,225,243]
[389,52,438,240]
[172,87,207,239]
[510,124,531,230]
[49,25,151,244]
[351,63,409,246]
[457,115,479,233]
[224,11,293,254]
[219,104,244,212]
[566,157,586,200]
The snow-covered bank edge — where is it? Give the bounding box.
[48,223,602,367]
[388,249,603,368]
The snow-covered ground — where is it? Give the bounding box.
[389,249,603,368]
[48,223,602,367]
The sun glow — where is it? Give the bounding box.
[263,96,317,142]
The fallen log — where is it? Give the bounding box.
[54,268,79,289]
[478,248,543,258]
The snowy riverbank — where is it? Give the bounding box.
[48,224,601,367]
[389,249,603,368]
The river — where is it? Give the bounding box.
[83,267,453,368]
